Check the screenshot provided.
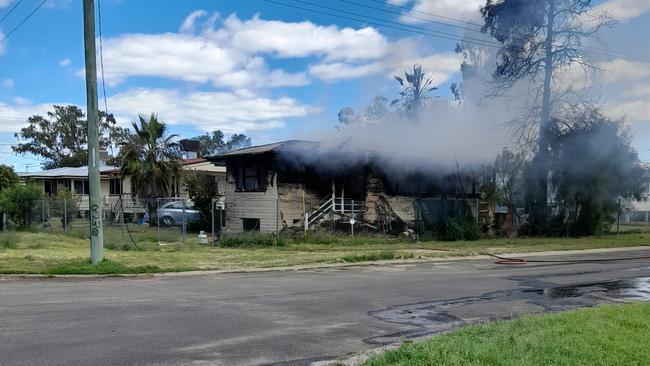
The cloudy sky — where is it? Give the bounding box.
[0,0,649,170]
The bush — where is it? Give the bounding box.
[0,184,43,228]
[438,217,481,241]
[219,232,283,247]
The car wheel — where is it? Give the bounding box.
[161,215,174,227]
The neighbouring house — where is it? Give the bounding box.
[622,162,650,223]
[207,140,481,234]
[20,158,226,220]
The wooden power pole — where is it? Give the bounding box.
[83,0,104,264]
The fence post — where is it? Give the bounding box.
[211,199,215,246]
[182,198,187,243]
[156,198,160,245]
[41,199,45,232]
[64,199,68,235]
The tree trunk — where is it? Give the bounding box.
[538,0,556,206]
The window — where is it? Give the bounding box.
[242,218,260,231]
[43,180,57,196]
[109,178,122,195]
[73,180,90,195]
[235,164,262,192]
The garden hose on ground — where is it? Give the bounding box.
[487,252,650,265]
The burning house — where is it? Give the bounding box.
[207,140,483,235]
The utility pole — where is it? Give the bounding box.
[83,0,104,264]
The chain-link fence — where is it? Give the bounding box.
[0,196,209,247]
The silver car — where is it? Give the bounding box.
[144,201,200,226]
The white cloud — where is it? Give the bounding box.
[624,83,650,97]
[107,88,316,133]
[592,0,650,21]
[0,102,54,133]
[390,53,463,85]
[179,10,208,33]
[601,58,650,82]
[14,96,31,106]
[309,62,385,81]
[309,51,462,84]
[606,100,650,123]
[58,58,71,67]
[387,0,410,5]
[0,0,12,8]
[92,13,394,88]
[95,31,309,88]
[218,14,389,61]
[2,78,13,89]
[395,0,484,24]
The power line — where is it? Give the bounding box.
[261,0,502,49]
[364,0,487,29]
[340,0,650,62]
[0,0,26,25]
[0,0,48,44]
[97,0,108,115]
[263,0,650,66]
[282,0,503,48]
[0,150,43,162]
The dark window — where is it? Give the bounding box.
[73,180,90,195]
[242,218,260,231]
[235,164,262,192]
[43,180,57,196]
[109,178,122,195]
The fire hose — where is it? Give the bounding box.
[487,252,650,265]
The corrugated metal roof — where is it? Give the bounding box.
[206,140,318,160]
[22,165,119,179]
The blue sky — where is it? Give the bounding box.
[0,0,649,171]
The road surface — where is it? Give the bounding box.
[1,249,649,366]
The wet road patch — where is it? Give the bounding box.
[367,276,650,344]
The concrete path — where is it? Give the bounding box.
[1,249,649,366]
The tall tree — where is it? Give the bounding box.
[0,165,19,192]
[524,109,644,236]
[191,131,251,157]
[480,0,612,203]
[118,114,182,225]
[392,64,439,118]
[13,105,129,169]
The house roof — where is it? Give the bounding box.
[206,140,318,160]
[182,158,208,165]
[21,165,119,179]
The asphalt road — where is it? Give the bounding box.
[1,249,649,366]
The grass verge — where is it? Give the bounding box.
[0,230,649,274]
[362,303,650,366]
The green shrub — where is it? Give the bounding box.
[0,184,43,228]
[439,217,482,241]
[219,232,283,247]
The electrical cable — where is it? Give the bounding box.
[263,0,650,64]
[0,0,26,25]
[261,0,502,49]
[338,0,650,62]
[95,0,140,251]
[0,0,48,44]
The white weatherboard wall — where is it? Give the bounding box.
[224,170,279,233]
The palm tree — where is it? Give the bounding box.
[392,64,439,118]
[119,114,181,225]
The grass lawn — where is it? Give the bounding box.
[0,228,649,274]
[362,302,650,366]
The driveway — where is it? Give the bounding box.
[1,249,649,366]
